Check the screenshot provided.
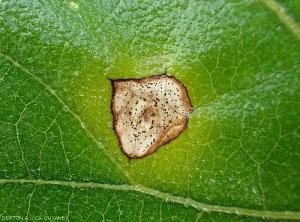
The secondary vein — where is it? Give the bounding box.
[261,0,300,40]
[0,178,299,220]
[0,52,134,184]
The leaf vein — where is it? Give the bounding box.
[0,52,133,184]
[0,178,299,220]
[261,0,300,40]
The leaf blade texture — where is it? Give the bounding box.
[0,0,300,221]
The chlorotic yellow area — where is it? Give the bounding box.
[71,53,221,195]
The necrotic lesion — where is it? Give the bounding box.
[111,74,192,159]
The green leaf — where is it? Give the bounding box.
[1,0,300,221]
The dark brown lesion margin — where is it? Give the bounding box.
[108,73,193,160]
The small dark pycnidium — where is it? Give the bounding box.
[110,74,193,159]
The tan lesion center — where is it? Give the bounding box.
[111,74,192,159]
[143,106,156,122]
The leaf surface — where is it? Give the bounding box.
[1,0,300,221]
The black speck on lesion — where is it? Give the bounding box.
[110,73,192,159]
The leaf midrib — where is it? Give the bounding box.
[1,178,299,220]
